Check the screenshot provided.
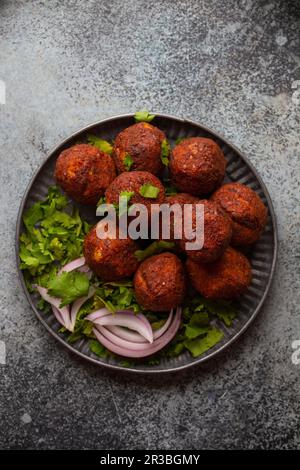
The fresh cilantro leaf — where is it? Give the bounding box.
[134,240,175,262]
[139,183,160,198]
[89,340,108,358]
[202,299,237,327]
[97,195,106,206]
[93,293,116,313]
[184,327,224,358]
[103,280,133,288]
[67,298,95,343]
[134,110,155,123]
[47,271,90,307]
[185,312,210,339]
[165,185,178,196]
[161,138,170,166]
[87,134,113,155]
[19,186,91,283]
[151,319,167,331]
[165,341,185,358]
[118,191,135,216]
[120,191,135,202]
[23,203,43,233]
[123,153,133,171]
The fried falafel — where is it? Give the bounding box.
[55,144,116,205]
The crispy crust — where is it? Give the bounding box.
[105,170,165,211]
[134,252,186,311]
[113,122,165,175]
[186,247,252,299]
[83,223,139,281]
[165,193,199,205]
[55,144,116,205]
[178,200,232,263]
[158,193,199,242]
[169,137,226,196]
[211,183,268,245]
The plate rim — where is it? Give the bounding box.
[15,112,278,374]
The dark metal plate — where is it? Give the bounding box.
[16,113,278,373]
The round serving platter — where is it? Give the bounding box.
[16,113,278,373]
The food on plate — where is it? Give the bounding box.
[165,192,199,205]
[157,192,199,242]
[178,200,232,263]
[105,170,165,214]
[113,122,166,174]
[55,143,116,205]
[134,252,186,311]
[186,247,252,299]
[211,182,268,245]
[20,111,272,366]
[169,137,226,196]
[83,221,139,281]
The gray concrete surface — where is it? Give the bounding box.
[0,0,300,450]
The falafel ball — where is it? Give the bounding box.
[186,247,252,300]
[113,122,166,175]
[134,252,186,312]
[159,193,199,242]
[165,193,199,205]
[83,221,139,281]
[211,182,268,245]
[169,137,226,196]
[55,144,116,205]
[178,200,232,263]
[105,170,165,213]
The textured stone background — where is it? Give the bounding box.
[0,0,300,450]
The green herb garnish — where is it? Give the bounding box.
[139,183,160,198]
[134,110,155,123]
[47,271,90,307]
[161,138,170,166]
[19,186,91,286]
[184,328,224,358]
[89,340,109,358]
[123,153,133,171]
[87,135,113,155]
[134,240,175,262]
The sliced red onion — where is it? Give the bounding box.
[52,306,65,327]
[35,285,72,331]
[114,310,154,343]
[106,309,174,343]
[91,313,153,343]
[58,257,86,274]
[69,287,96,332]
[92,307,181,358]
[106,326,147,343]
[86,308,112,322]
[97,326,149,350]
